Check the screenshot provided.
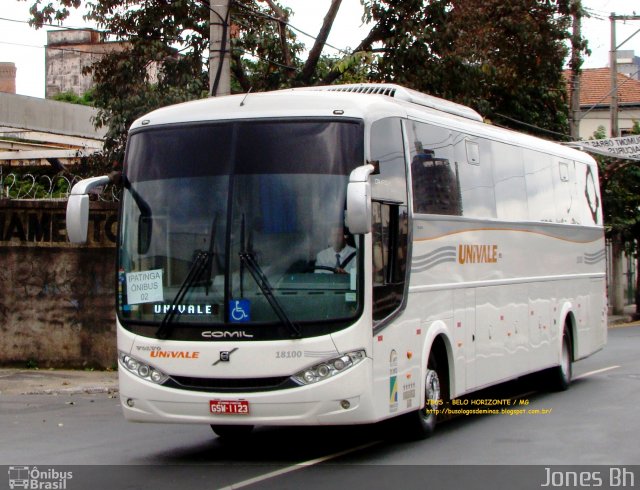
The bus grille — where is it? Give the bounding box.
[165,375,297,393]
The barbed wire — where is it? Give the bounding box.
[0,171,119,201]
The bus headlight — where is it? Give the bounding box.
[292,350,366,385]
[118,351,169,385]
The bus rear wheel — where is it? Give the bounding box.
[548,327,572,391]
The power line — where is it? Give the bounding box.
[0,39,120,56]
[1,2,356,59]
[583,7,608,21]
[494,112,573,140]
[0,13,295,73]
[230,1,351,55]
[232,46,297,70]
[0,15,100,32]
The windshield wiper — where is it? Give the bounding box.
[155,250,213,339]
[238,215,301,339]
[239,251,301,339]
[155,214,219,340]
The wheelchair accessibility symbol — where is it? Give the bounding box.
[230,299,251,322]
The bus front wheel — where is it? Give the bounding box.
[394,352,445,440]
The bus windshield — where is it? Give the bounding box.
[117,119,364,340]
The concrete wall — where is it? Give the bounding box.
[0,200,118,368]
[0,92,106,140]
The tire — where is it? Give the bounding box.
[393,353,446,440]
[211,425,254,440]
[549,328,572,391]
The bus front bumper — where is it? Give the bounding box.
[119,358,376,426]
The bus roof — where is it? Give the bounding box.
[130,86,408,129]
[130,84,593,165]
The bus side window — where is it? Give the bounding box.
[372,201,408,323]
[370,118,408,204]
[408,122,462,216]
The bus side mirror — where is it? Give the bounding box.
[346,164,376,235]
[66,175,112,243]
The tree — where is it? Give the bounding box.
[24,0,370,164]
[23,0,580,163]
[359,0,578,138]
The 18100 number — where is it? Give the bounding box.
[275,350,302,359]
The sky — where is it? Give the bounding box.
[1,0,639,99]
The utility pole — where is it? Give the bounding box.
[608,13,640,315]
[569,0,582,140]
[209,1,231,97]
[609,13,640,137]
[610,13,619,138]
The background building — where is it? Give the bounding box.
[566,66,640,140]
[45,29,126,98]
[0,62,17,94]
[616,49,640,81]
[45,28,159,99]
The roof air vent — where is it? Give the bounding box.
[296,83,483,122]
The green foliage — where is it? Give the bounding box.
[361,0,576,139]
[25,0,360,163]
[24,0,581,163]
[592,125,607,141]
[51,89,95,106]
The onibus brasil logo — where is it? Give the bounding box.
[8,466,73,489]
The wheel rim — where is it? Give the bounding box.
[561,336,571,380]
[424,368,441,415]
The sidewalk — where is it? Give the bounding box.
[608,303,637,326]
[1,310,638,396]
[0,368,118,396]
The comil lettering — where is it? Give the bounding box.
[458,244,499,264]
[202,331,254,339]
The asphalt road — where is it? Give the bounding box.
[1,325,639,490]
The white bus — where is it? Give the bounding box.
[67,84,606,439]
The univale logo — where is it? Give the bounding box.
[150,350,200,359]
[458,244,500,264]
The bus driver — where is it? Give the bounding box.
[315,225,356,274]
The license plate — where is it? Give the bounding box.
[210,400,250,415]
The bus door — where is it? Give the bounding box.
[369,118,410,326]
